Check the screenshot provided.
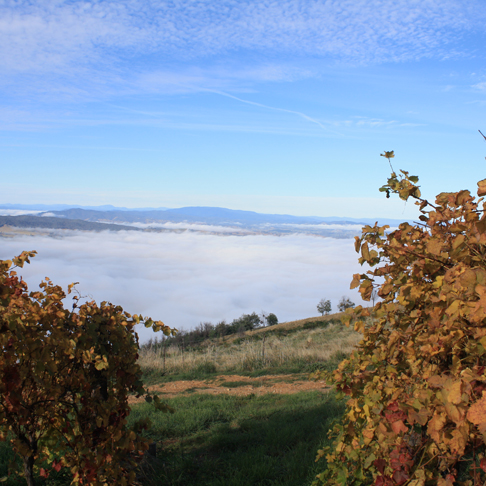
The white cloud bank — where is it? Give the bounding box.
[0,230,366,343]
[0,210,43,216]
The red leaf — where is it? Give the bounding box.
[40,468,49,478]
[52,460,62,472]
[375,476,385,486]
[393,469,410,485]
[374,458,387,474]
[386,401,399,411]
[480,458,486,472]
[375,475,393,486]
[341,385,352,396]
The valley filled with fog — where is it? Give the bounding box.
[0,225,365,343]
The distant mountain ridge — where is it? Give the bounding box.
[0,215,142,232]
[40,207,369,226]
[0,203,411,234]
[0,203,168,212]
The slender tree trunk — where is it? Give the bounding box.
[22,453,36,486]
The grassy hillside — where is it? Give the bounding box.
[138,313,362,381]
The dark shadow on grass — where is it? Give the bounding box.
[138,392,345,486]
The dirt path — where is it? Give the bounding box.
[129,374,330,404]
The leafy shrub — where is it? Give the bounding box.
[0,252,175,486]
[313,152,486,486]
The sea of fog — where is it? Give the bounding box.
[0,227,367,343]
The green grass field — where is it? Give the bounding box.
[129,391,345,486]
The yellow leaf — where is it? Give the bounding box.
[362,242,370,261]
[428,412,447,442]
[426,238,442,256]
[354,320,365,333]
[452,234,466,250]
[446,300,460,317]
[444,401,465,424]
[363,404,370,418]
[95,359,109,371]
[407,480,425,486]
[350,274,361,289]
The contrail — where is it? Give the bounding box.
[203,88,336,134]
[108,85,339,135]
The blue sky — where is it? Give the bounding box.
[2,0,486,219]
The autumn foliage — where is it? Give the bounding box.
[313,152,486,486]
[0,252,176,486]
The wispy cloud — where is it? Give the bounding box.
[1,0,482,96]
[472,82,486,91]
[0,230,365,343]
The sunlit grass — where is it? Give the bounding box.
[138,318,361,379]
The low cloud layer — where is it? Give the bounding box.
[0,230,365,343]
[0,210,42,216]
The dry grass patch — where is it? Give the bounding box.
[138,318,362,375]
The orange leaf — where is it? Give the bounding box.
[444,379,463,405]
[478,178,486,197]
[391,420,408,435]
[428,375,447,388]
[449,427,468,456]
[467,391,486,425]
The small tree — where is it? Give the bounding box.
[215,320,228,339]
[231,312,262,332]
[0,252,176,486]
[317,298,332,316]
[266,313,278,326]
[337,296,354,312]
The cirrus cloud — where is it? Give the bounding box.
[0,0,482,95]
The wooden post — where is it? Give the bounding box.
[162,335,166,374]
